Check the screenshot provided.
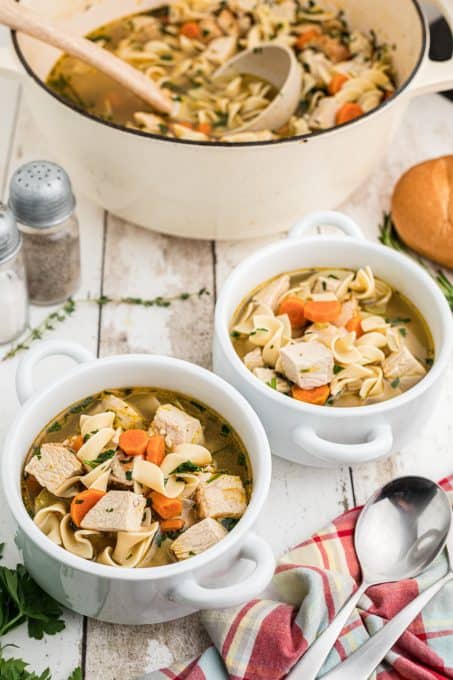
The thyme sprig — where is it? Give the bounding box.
[1,288,210,362]
[378,213,453,312]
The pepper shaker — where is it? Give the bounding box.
[9,161,81,305]
[0,203,29,344]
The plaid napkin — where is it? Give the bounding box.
[146,476,453,680]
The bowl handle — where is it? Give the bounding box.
[407,0,453,97]
[288,211,364,241]
[293,423,393,465]
[16,340,94,404]
[168,532,275,609]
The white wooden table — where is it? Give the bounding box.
[1,69,453,679]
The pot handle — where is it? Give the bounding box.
[288,211,364,241]
[407,0,453,96]
[293,423,393,465]
[169,532,275,609]
[0,45,24,80]
[16,340,94,404]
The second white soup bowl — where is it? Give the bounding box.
[2,341,274,624]
[213,211,453,467]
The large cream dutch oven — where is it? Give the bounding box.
[213,211,453,467]
[0,0,453,239]
[1,340,274,624]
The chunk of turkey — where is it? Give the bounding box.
[80,491,146,532]
[151,404,203,448]
[25,444,82,495]
[170,518,228,560]
[382,345,426,380]
[279,340,334,389]
[243,347,264,371]
[196,474,247,520]
[252,275,290,312]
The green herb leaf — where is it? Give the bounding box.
[266,377,277,390]
[237,453,246,466]
[84,449,116,469]
[220,424,231,437]
[333,364,344,375]
[0,646,52,680]
[68,669,82,680]
[47,421,61,433]
[391,377,401,389]
[220,518,239,531]
[398,327,407,337]
[171,461,202,474]
[0,562,65,639]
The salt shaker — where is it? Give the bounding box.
[9,161,81,305]
[0,203,29,344]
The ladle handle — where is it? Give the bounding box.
[321,571,453,680]
[0,0,172,114]
[286,581,368,680]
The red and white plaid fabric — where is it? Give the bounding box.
[147,477,453,680]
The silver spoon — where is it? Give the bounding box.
[0,0,172,114]
[286,476,452,680]
[321,521,453,680]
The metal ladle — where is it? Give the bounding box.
[286,476,452,680]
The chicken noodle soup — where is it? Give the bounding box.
[22,389,251,567]
[46,0,396,143]
[230,267,434,406]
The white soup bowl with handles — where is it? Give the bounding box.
[2,341,274,624]
[213,211,453,467]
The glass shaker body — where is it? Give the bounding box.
[0,247,29,344]
[19,213,81,306]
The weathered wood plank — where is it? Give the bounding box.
[0,100,104,679]
[85,215,215,680]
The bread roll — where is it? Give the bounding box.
[391,155,453,267]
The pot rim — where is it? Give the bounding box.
[214,235,453,416]
[3,354,271,581]
[11,0,427,149]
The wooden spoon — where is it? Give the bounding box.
[0,0,172,115]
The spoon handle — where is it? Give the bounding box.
[321,571,453,680]
[0,0,172,114]
[286,581,368,680]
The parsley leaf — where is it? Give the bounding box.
[391,377,401,389]
[0,647,52,680]
[333,364,344,375]
[221,518,239,531]
[68,669,82,680]
[83,450,116,469]
[0,563,65,639]
[171,461,202,474]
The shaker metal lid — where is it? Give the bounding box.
[9,160,76,228]
[0,202,21,262]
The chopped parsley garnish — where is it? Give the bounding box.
[386,316,411,325]
[207,473,222,483]
[426,357,434,367]
[158,123,169,135]
[190,400,206,412]
[333,364,344,374]
[328,274,339,280]
[391,377,401,389]
[70,396,94,414]
[74,499,84,505]
[125,471,133,481]
[249,327,268,336]
[220,424,231,437]
[230,330,241,338]
[84,449,115,468]
[398,327,407,337]
[266,377,277,390]
[34,447,42,460]
[237,453,246,466]
[105,508,114,513]
[47,421,62,433]
[171,461,202,474]
[221,518,239,531]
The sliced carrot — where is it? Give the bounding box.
[179,121,194,129]
[70,489,106,527]
[335,102,363,126]
[304,300,342,323]
[292,384,330,405]
[277,296,306,329]
[119,429,149,456]
[160,518,185,532]
[146,435,166,466]
[197,122,212,135]
[328,72,349,95]
[180,21,201,39]
[69,434,84,452]
[295,27,321,49]
[346,314,363,338]
[150,491,183,519]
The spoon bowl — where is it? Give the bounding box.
[215,43,302,133]
[287,476,451,680]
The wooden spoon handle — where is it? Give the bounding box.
[0,0,172,114]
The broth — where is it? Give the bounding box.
[22,388,252,568]
[230,267,434,407]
